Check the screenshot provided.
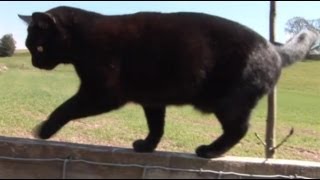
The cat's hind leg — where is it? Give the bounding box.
[196,108,251,158]
[195,90,259,158]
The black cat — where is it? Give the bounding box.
[19,6,318,158]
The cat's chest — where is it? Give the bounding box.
[75,61,122,94]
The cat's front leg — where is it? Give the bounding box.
[133,106,166,153]
[35,90,123,139]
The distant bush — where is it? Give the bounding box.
[0,34,16,57]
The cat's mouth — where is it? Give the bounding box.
[31,57,57,70]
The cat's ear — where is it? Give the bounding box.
[18,14,32,25]
[31,12,56,29]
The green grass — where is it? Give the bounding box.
[0,52,319,161]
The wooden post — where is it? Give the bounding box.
[266,1,277,159]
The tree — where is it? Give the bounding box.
[266,0,277,159]
[285,17,320,35]
[0,34,16,57]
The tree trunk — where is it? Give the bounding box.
[266,1,277,159]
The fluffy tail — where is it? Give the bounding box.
[273,29,319,68]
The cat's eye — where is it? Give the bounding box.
[37,46,44,53]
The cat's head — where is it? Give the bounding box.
[19,12,71,70]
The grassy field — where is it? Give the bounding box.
[0,52,319,161]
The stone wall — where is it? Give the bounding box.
[0,136,319,179]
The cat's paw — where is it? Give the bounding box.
[133,139,156,153]
[32,121,53,140]
[195,145,225,159]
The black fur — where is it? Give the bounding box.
[19,6,318,158]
